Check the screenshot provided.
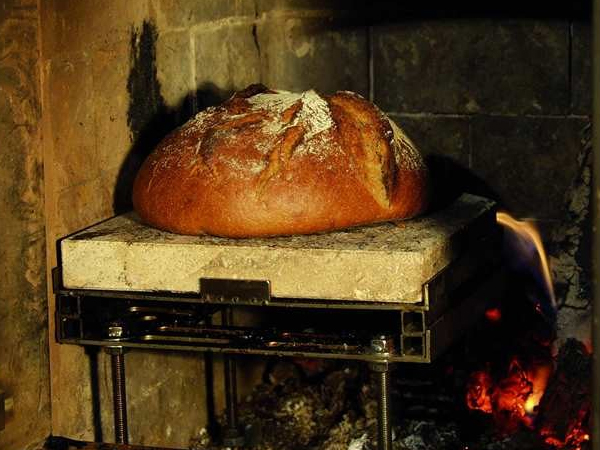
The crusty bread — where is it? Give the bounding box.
[132,84,430,237]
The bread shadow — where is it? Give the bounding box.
[113,81,231,214]
[424,154,502,214]
[113,20,234,214]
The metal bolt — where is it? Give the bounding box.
[107,320,128,341]
[105,346,128,444]
[369,337,393,450]
[370,336,389,355]
[373,369,393,450]
[371,342,385,353]
[108,325,124,339]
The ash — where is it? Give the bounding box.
[190,361,466,450]
[189,358,578,450]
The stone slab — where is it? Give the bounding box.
[60,194,495,303]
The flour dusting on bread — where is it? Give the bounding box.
[246,89,337,160]
[388,119,422,171]
[132,85,429,237]
[247,90,334,138]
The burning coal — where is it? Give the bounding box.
[466,357,552,432]
[465,213,591,450]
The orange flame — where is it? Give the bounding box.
[523,363,552,415]
[541,409,591,450]
[466,358,553,432]
[496,212,556,309]
[465,213,590,449]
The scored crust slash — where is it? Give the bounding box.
[132,83,431,238]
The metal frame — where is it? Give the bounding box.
[52,194,501,449]
[53,243,501,449]
[54,264,501,364]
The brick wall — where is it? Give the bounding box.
[38,0,592,447]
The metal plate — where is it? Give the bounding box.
[200,278,271,304]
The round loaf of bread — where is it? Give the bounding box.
[132,84,430,237]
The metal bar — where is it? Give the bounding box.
[369,338,393,450]
[221,308,244,447]
[374,368,393,450]
[107,348,129,445]
[224,355,238,430]
[56,287,419,310]
[65,338,428,363]
[592,0,600,447]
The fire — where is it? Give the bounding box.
[496,212,556,309]
[542,421,591,450]
[466,358,552,432]
[523,363,552,415]
[464,213,591,449]
[466,354,590,448]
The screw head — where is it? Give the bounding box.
[108,325,124,338]
[107,320,128,340]
[370,338,388,353]
[372,343,384,352]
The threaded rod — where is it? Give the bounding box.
[374,369,393,450]
[224,354,238,429]
[110,350,128,444]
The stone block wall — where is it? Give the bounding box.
[371,16,591,343]
[32,0,593,447]
[0,1,51,449]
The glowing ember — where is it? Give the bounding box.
[485,308,502,322]
[466,357,552,432]
[542,425,590,450]
[525,364,552,413]
[466,370,493,414]
[465,213,591,450]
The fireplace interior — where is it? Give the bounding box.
[0,1,596,450]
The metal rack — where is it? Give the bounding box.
[54,232,502,450]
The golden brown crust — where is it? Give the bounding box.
[132,86,430,237]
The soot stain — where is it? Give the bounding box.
[116,20,232,215]
[127,20,168,143]
[114,20,171,214]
